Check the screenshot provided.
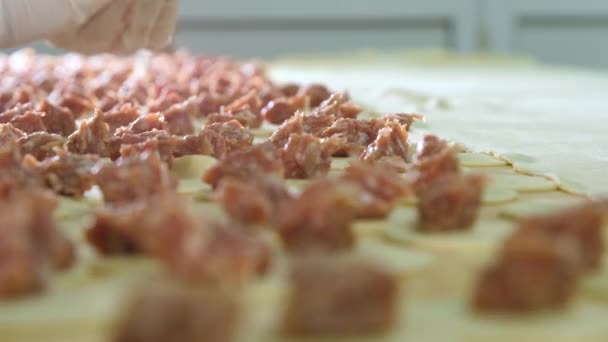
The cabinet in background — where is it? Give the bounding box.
[485,0,608,69]
[176,0,478,57]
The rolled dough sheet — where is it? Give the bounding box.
[270,54,608,196]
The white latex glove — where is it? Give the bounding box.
[50,0,179,54]
[0,0,112,48]
[0,0,178,54]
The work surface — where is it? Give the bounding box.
[0,49,606,342]
[270,50,608,196]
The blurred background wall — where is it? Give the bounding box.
[176,0,608,69]
[5,0,608,70]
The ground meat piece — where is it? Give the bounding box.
[360,120,409,163]
[30,69,56,93]
[86,193,190,255]
[204,114,232,126]
[255,85,281,106]
[353,194,395,220]
[196,93,222,116]
[206,111,252,128]
[163,100,196,135]
[216,179,272,225]
[418,173,486,231]
[262,98,297,125]
[342,161,411,218]
[216,175,291,225]
[319,114,422,157]
[66,109,113,157]
[219,90,263,128]
[0,141,42,193]
[0,189,75,298]
[0,123,25,145]
[173,134,212,158]
[114,280,240,342]
[89,195,271,283]
[222,90,263,115]
[384,113,424,130]
[473,233,579,313]
[0,103,32,123]
[416,134,449,160]
[411,138,460,195]
[18,132,65,160]
[252,175,293,209]
[0,92,14,113]
[337,102,363,119]
[94,143,177,204]
[32,148,100,197]
[0,197,46,298]
[269,112,336,148]
[318,135,348,159]
[104,102,140,132]
[283,256,398,336]
[37,100,77,136]
[49,89,94,117]
[282,133,332,179]
[175,120,254,159]
[126,113,166,134]
[0,87,32,112]
[321,118,379,156]
[28,191,75,270]
[204,119,254,152]
[148,91,184,113]
[297,84,331,108]
[98,93,121,112]
[206,110,260,129]
[10,111,47,134]
[86,211,140,255]
[314,93,361,119]
[203,142,283,188]
[278,180,361,252]
[301,113,337,135]
[280,83,300,97]
[511,202,605,272]
[111,129,176,164]
[268,113,304,147]
[168,219,272,284]
[116,80,148,105]
[376,156,409,174]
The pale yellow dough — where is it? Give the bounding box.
[356,238,435,276]
[0,258,155,342]
[382,207,513,255]
[490,173,557,193]
[330,157,355,171]
[482,185,519,205]
[458,152,508,167]
[5,51,606,342]
[172,155,216,179]
[499,196,587,221]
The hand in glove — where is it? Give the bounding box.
[0,0,179,54]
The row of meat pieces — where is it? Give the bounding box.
[475,200,607,312]
[111,198,608,342]
[2,178,604,341]
[82,115,482,340]
[1,49,347,137]
[0,88,416,198]
[0,50,330,123]
[0,102,483,291]
[2,115,604,340]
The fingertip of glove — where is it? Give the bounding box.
[69,0,115,25]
